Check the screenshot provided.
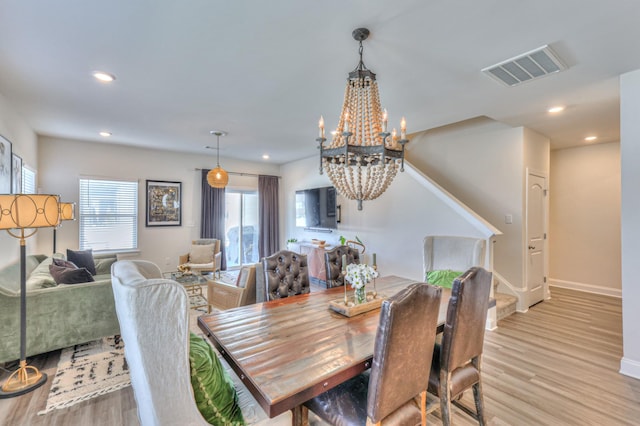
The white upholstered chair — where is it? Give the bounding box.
[423,236,486,280]
[111,260,291,426]
[111,260,207,426]
[179,238,222,276]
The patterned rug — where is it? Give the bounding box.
[38,335,129,414]
[38,293,210,414]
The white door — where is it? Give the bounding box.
[526,172,547,306]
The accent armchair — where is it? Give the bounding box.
[207,264,257,310]
[179,238,222,277]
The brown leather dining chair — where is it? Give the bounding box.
[304,283,442,426]
[324,245,361,288]
[261,250,310,301]
[428,266,492,426]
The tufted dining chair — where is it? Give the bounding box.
[304,283,442,426]
[324,245,361,288]
[261,250,310,301]
[428,266,492,426]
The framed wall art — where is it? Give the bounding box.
[0,135,11,193]
[12,153,22,194]
[146,180,182,227]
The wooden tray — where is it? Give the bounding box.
[329,293,387,317]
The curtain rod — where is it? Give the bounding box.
[194,168,281,178]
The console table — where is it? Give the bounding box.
[289,242,331,287]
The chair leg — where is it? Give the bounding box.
[421,390,427,426]
[472,381,486,426]
[439,371,452,426]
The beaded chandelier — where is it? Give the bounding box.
[317,28,408,211]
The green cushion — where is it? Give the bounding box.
[189,332,245,426]
[426,269,463,289]
[25,258,57,290]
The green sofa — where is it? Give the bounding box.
[0,253,120,363]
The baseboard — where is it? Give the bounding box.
[549,278,621,298]
[620,357,640,379]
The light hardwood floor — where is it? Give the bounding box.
[1,287,639,425]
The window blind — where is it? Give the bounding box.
[79,178,138,251]
[21,166,36,194]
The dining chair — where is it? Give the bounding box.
[262,250,310,301]
[428,266,492,426]
[324,245,360,288]
[304,282,442,426]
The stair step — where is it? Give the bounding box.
[495,292,517,321]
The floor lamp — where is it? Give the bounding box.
[0,194,61,398]
[53,202,76,253]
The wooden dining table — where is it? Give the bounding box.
[198,275,451,425]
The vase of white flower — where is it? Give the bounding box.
[345,263,379,305]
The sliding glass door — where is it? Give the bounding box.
[225,191,259,268]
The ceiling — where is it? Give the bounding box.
[1,0,639,165]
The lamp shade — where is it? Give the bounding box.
[59,202,76,221]
[0,194,61,230]
[207,167,229,188]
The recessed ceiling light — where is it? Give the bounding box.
[585,136,597,141]
[262,154,270,160]
[548,106,565,113]
[93,71,116,83]
[99,131,112,137]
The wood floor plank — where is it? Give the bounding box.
[1,286,639,425]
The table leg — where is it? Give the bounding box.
[291,405,309,426]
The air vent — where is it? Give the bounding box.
[482,45,567,87]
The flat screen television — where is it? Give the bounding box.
[295,186,337,230]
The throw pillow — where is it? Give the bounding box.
[189,244,214,264]
[189,332,245,425]
[67,249,97,275]
[426,269,463,289]
[52,258,78,269]
[49,264,95,285]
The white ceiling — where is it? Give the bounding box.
[1,0,639,165]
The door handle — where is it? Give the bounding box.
[528,245,535,250]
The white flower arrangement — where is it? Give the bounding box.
[345,263,379,289]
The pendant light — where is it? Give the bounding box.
[207,130,229,188]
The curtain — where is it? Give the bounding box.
[258,175,279,259]
[201,170,227,270]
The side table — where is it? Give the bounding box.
[164,271,212,313]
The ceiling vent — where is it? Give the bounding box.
[482,45,567,87]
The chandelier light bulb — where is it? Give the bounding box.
[382,109,388,132]
[318,116,325,138]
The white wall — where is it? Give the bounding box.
[620,69,640,379]
[281,155,486,282]
[36,136,280,271]
[406,117,530,290]
[0,92,39,268]
[549,142,621,296]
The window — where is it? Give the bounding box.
[225,190,259,268]
[79,178,138,251]
[21,166,36,194]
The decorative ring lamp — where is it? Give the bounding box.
[0,194,61,398]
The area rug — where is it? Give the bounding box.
[38,335,129,415]
[38,293,211,414]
